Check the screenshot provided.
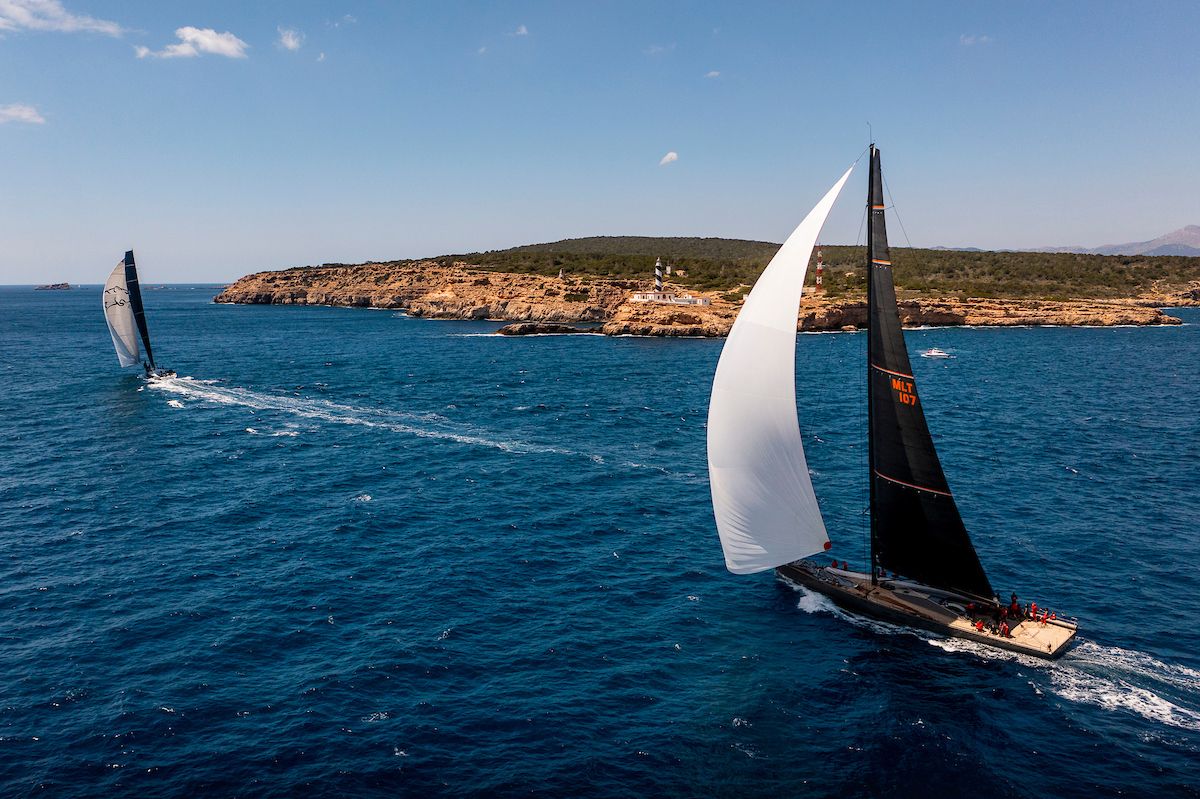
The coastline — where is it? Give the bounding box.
[214,260,1193,337]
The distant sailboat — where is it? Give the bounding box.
[102,250,175,379]
[708,146,1076,659]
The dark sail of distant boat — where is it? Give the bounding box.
[123,250,157,372]
[865,148,993,600]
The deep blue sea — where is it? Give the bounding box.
[2,285,1198,797]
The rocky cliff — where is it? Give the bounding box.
[215,261,1185,335]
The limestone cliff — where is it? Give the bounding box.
[215,261,1185,335]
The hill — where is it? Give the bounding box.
[1032,225,1200,258]
[424,236,1200,300]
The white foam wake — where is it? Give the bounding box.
[147,376,573,455]
[787,583,1200,732]
[147,376,708,478]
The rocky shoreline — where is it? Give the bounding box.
[215,260,1192,336]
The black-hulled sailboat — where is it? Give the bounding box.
[103,250,176,379]
[707,147,1076,659]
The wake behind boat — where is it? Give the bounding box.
[707,146,1077,660]
[102,250,175,380]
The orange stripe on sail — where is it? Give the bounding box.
[872,259,891,265]
[874,470,953,498]
[871,363,913,380]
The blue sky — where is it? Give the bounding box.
[2,1,1198,283]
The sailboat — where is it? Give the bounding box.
[707,147,1076,659]
[102,250,175,379]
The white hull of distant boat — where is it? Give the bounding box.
[706,146,1076,659]
[921,347,952,359]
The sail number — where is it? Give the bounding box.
[891,377,918,407]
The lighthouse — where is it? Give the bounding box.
[654,257,663,291]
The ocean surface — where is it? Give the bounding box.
[2,285,1198,797]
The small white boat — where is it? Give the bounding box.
[920,347,952,359]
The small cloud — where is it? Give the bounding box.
[0,0,123,36]
[477,45,487,55]
[316,51,325,62]
[644,43,674,56]
[136,26,249,59]
[705,70,720,78]
[659,151,678,166]
[960,33,992,46]
[0,103,45,124]
[329,14,356,28]
[509,24,528,36]
[278,26,303,51]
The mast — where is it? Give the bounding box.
[123,250,156,370]
[866,146,879,584]
[864,147,993,600]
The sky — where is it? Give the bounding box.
[2,0,1198,283]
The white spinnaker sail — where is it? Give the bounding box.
[102,261,140,368]
[708,165,854,574]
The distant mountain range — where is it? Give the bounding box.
[934,225,1200,257]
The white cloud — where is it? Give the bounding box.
[278,26,303,51]
[477,45,487,55]
[659,151,678,166]
[316,51,325,62]
[960,33,992,46]
[136,26,249,59]
[0,103,45,124]
[705,70,720,78]
[513,24,527,36]
[644,43,674,56]
[0,0,122,35]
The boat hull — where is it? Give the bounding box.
[777,561,1076,660]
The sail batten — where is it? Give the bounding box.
[866,147,993,599]
[708,166,854,575]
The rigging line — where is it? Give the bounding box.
[881,171,915,250]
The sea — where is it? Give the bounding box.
[2,285,1198,798]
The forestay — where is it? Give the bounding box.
[103,261,141,368]
[708,165,854,574]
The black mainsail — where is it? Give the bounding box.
[866,147,993,600]
[123,250,156,370]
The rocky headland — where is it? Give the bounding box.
[215,260,1190,337]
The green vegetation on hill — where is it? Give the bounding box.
[812,246,1200,299]
[312,236,1199,300]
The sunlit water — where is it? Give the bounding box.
[1,286,1197,796]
